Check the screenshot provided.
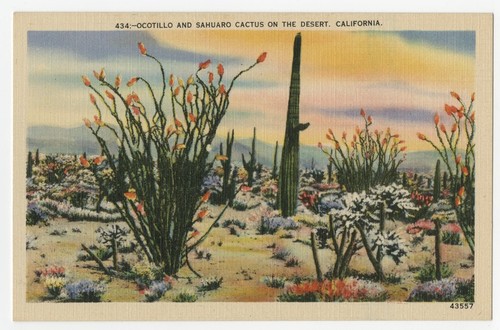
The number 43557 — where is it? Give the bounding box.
[450,302,474,309]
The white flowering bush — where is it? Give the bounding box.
[328,184,415,281]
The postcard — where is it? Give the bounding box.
[13,12,493,320]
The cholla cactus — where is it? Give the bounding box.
[81,42,266,275]
[328,184,415,281]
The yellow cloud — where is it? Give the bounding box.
[148,30,474,88]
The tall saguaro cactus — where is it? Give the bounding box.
[271,141,279,180]
[220,129,236,204]
[277,33,310,217]
[242,127,258,187]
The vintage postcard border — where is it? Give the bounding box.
[13,12,493,321]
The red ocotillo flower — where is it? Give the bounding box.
[256,52,267,63]
[455,154,462,164]
[168,74,174,87]
[127,77,138,87]
[219,84,226,94]
[173,86,181,96]
[440,123,446,133]
[201,191,211,203]
[105,90,115,100]
[208,72,214,84]
[451,123,457,133]
[79,156,90,168]
[450,91,461,101]
[461,166,469,176]
[93,68,106,81]
[189,113,197,123]
[199,59,211,70]
[115,75,121,88]
[360,108,366,117]
[138,42,147,55]
[89,93,96,105]
[417,132,426,140]
[217,63,224,76]
[83,118,91,128]
[187,91,193,104]
[82,75,91,86]
[434,113,439,125]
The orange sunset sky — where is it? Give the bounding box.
[27,30,475,151]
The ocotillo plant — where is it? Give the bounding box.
[271,141,279,180]
[320,109,406,192]
[433,160,441,202]
[27,151,33,178]
[219,130,236,204]
[278,33,309,217]
[242,127,258,187]
[417,92,475,255]
[81,42,266,275]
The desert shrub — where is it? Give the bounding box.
[278,278,387,302]
[34,266,65,280]
[271,247,291,261]
[257,216,298,235]
[232,199,248,211]
[222,219,246,230]
[294,214,327,228]
[44,276,66,298]
[408,277,474,302]
[441,223,462,245]
[262,275,286,288]
[194,249,211,260]
[26,236,37,250]
[49,229,67,236]
[442,231,461,245]
[197,277,223,292]
[172,291,198,302]
[65,280,106,302]
[285,257,300,267]
[130,261,164,287]
[26,202,49,226]
[38,199,121,222]
[280,232,294,239]
[144,280,171,302]
[77,247,112,262]
[416,260,453,283]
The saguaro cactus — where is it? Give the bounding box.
[433,159,441,202]
[327,150,334,184]
[220,130,236,204]
[271,141,279,180]
[242,127,258,187]
[278,33,309,217]
[26,151,33,178]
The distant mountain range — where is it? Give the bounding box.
[27,125,441,173]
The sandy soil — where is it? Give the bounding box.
[26,202,474,303]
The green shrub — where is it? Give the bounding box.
[416,260,453,283]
